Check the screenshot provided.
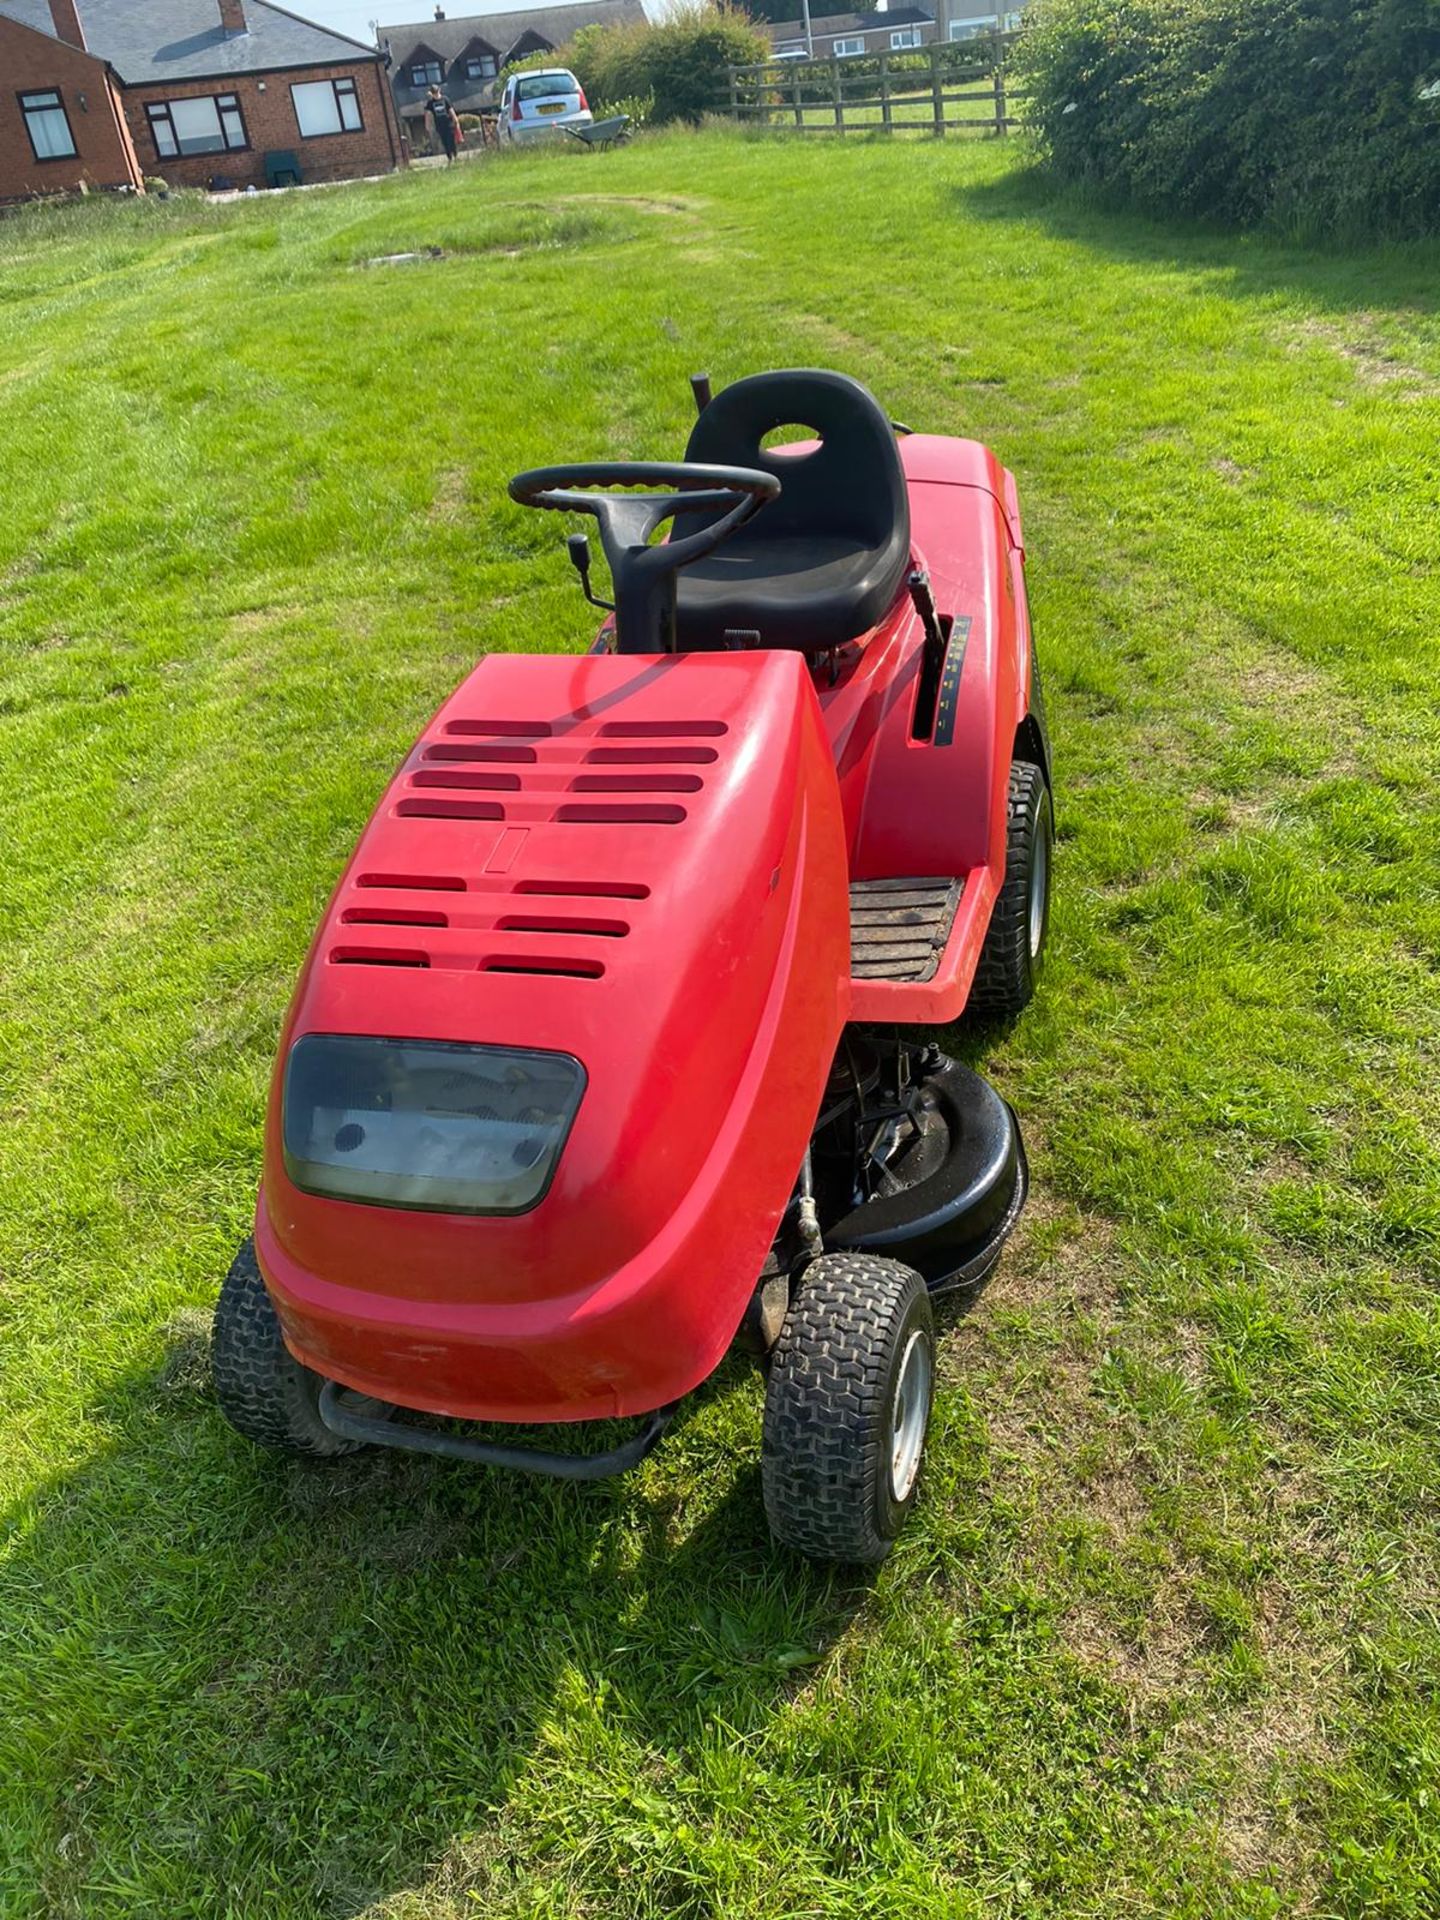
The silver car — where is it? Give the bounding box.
[498,68,594,144]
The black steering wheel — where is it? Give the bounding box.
[509,461,780,654]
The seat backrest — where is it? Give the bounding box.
[682,369,909,552]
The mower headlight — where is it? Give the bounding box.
[281,1036,586,1215]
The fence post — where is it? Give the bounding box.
[880,53,891,130]
[728,65,738,123]
[832,53,844,131]
[793,66,803,128]
[931,45,944,136]
[994,61,1007,136]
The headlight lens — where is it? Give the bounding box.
[282,1035,586,1215]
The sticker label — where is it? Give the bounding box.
[932,616,972,747]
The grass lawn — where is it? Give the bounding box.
[2,130,1438,1919]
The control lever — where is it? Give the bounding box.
[908,568,944,661]
[566,532,614,612]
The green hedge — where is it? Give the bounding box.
[1018,0,1440,238]
[517,4,769,124]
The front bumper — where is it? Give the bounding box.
[317,1380,677,1478]
[254,1189,759,1427]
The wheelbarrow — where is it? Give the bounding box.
[561,114,632,149]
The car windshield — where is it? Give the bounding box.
[516,73,578,101]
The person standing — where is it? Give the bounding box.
[425,84,461,164]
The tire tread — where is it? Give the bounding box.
[212,1239,355,1456]
[762,1252,933,1564]
[969,757,1050,1017]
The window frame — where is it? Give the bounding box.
[17,87,78,163]
[290,76,365,140]
[832,36,865,56]
[464,53,497,80]
[145,91,250,160]
[890,27,923,49]
[408,59,442,87]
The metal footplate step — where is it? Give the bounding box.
[849,876,965,984]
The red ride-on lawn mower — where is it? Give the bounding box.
[213,370,1053,1563]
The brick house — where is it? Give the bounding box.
[380,0,646,147]
[0,2,142,202]
[763,7,937,58]
[0,0,405,200]
[763,4,1022,58]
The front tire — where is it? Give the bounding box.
[969,757,1052,1017]
[762,1253,935,1564]
[212,1239,363,1456]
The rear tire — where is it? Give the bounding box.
[969,757,1052,1018]
[762,1252,935,1564]
[212,1238,362,1456]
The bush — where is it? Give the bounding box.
[1019,0,1440,238]
[522,4,769,124]
[602,92,655,128]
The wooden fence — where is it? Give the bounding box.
[722,35,1024,137]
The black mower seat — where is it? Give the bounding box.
[674,369,911,653]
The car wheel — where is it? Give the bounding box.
[969,757,1052,1018]
[762,1252,935,1563]
[212,1238,380,1456]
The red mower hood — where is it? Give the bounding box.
[257,649,850,1421]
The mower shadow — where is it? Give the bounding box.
[954,165,1440,318]
[7,1321,877,1915]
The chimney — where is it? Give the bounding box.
[48,0,87,47]
[219,0,247,35]
[434,6,446,19]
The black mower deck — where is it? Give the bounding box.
[849,877,964,984]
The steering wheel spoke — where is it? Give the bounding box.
[509,460,779,654]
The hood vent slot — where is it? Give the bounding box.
[342,907,448,929]
[483,955,604,979]
[584,745,718,765]
[515,879,649,900]
[357,871,465,892]
[396,797,505,821]
[554,802,686,825]
[412,769,521,792]
[569,773,701,794]
[424,744,538,764]
[597,720,726,738]
[331,946,430,968]
[497,914,628,938]
[445,719,554,738]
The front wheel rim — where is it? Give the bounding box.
[889,1329,932,1503]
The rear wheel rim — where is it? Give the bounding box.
[1028,800,1051,961]
[889,1329,932,1503]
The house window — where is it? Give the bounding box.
[464,54,497,80]
[409,60,442,86]
[890,27,923,48]
[291,78,364,138]
[833,37,865,55]
[146,93,248,159]
[19,89,77,161]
